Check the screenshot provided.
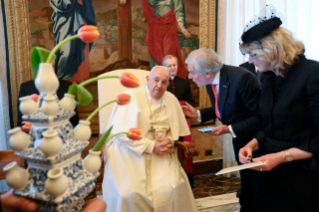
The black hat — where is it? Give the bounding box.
[240,5,283,44]
[241,17,282,43]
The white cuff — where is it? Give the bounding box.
[197,110,202,122]
[228,125,237,138]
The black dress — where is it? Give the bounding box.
[254,55,319,212]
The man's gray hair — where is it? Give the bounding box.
[149,66,169,78]
[162,55,177,66]
[185,48,223,74]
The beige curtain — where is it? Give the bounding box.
[3,0,32,128]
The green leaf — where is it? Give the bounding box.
[76,85,93,106]
[68,84,78,95]
[31,47,56,80]
[93,126,113,151]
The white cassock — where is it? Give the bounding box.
[102,86,198,212]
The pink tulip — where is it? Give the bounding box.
[30,94,39,102]
[120,72,139,88]
[22,121,32,133]
[78,25,99,43]
[127,128,142,140]
[117,93,131,105]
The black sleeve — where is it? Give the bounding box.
[184,80,194,106]
[231,72,262,136]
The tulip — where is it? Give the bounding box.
[30,94,40,102]
[120,72,139,88]
[21,121,32,133]
[117,93,131,105]
[78,25,99,43]
[127,128,142,140]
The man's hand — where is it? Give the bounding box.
[153,138,173,155]
[181,102,198,118]
[207,125,229,136]
[82,197,107,212]
[0,189,39,212]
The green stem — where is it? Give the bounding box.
[106,132,128,141]
[86,100,117,122]
[79,76,120,87]
[46,34,80,63]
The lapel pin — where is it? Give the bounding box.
[223,85,227,88]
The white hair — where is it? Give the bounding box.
[149,66,169,78]
[185,48,223,74]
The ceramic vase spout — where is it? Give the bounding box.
[45,168,68,199]
[3,161,28,190]
[83,149,102,174]
[35,63,59,96]
[19,96,37,116]
[60,93,76,111]
[41,95,59,116]
[74,120,92,142]
[8,127,31,152]
[40,129,63,157]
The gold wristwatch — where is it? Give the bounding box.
[284,151,294,162]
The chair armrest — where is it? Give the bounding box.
[175,141,199,158]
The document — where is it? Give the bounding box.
[215,161,266,175]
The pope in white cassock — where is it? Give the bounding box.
[102,66,198,212]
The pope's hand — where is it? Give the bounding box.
[207,125,229,136]
[153,138,173,155]
[181,102,198,118]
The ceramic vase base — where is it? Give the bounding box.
[14,175,97,212]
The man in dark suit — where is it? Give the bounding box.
[17,79,79,127]
[162,55,195,188]
[182,48,261,212]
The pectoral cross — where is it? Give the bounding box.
[148,125,156,139]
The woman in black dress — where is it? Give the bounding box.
[238,5,319,212]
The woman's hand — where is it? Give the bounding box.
[251,152,285,171]
[239,145,253,164]
[239,138,258,164]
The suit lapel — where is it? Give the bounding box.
[218,66,229,119]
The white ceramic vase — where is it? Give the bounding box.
[40,130,63,157]
[8,127,30,152]
[42,95,59,116]
[83,149,101,174]
[3,161,28,190]
[60,93,76,111]
[35,63,59,96]
[19,96,37,116]
[45,168,68,198]
[73,120,91,142]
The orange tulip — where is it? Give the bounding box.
[22,121,32,133]
[120,72,139,88]
[127,128,142,140]
[117,93,131,105]
[78,25,99,43]
[31,94,39,102]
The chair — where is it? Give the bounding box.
[96,69,198,191]
[0,150,26,194]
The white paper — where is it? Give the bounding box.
[215,161,266,175]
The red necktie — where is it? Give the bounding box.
[211,84,221,119]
